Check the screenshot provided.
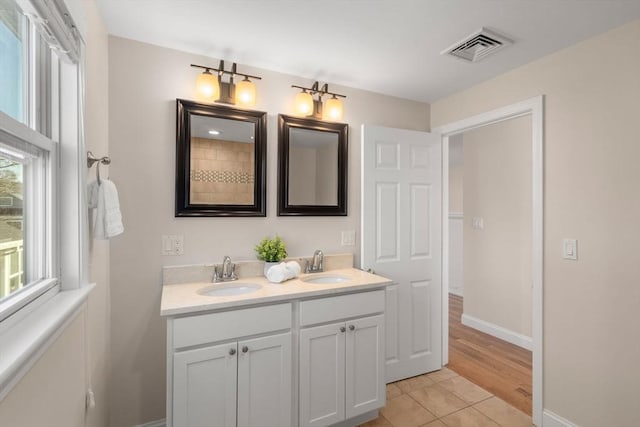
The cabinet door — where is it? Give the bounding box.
[173,343,237,427]
[299,322,346,427]
[345,314,385,418]
[237,332,292,427]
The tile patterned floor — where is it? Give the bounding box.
[360,368,532,427]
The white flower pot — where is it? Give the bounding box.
[263,261,279,276]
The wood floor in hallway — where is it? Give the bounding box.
[447,293,532,415]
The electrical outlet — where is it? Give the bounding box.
[173,235,184,255]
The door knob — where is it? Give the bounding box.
[340,326,346,333]
[229,348,236,355]
[349,325,355,331]
[242,346,249,353]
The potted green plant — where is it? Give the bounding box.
[255,235,288,275]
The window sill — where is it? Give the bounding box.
[0,283,95,401]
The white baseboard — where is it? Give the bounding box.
[461,313,532,351]
[543,410,578,427]
[134,420,166,427]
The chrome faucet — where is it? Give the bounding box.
[212,256,237,282]
[305,250,324,273]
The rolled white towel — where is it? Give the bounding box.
[267,261,300,283]
[285,261,301,278]
[266,263,287,283]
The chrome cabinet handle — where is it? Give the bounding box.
[340,326,346,333]
[242,346,249,353]
[349,325,355,331]
[229,348,236,355]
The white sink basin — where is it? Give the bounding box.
[198,283,262,297]
[302,274,351,284]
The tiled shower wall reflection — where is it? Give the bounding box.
[190,137,255,204]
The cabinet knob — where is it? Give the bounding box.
[242,346,249,353]
[349,325,355,331]
[229,348,236,356]
[340,326,346,333]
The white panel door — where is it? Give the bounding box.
[173,343,237,427]
[299,322,346,427]
[237,333,292,427]
[361,125,442,383]
[345,315,385,418]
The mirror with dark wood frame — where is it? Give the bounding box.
[175,99,266,216]
[277,114,348,216]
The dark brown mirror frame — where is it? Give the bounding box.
[277,114,348,216]
[175,99,267,217]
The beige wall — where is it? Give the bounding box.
[0,1,111,426]
[432,19,640,427]
[461,116,532,337]
[107,36,430,426]
[84,0,111,423]
[448,135,463,212]
[0,314,88,426]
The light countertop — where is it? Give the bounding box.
[160,268,392,317]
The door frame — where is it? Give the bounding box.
[433,95,544,427]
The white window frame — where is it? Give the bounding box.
[0,116,58,322]
[0,6,59,322]
[0,0,90,401]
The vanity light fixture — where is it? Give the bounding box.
[324,95,343,121]
[295,89,314,116]
[191,61,262,107]
[196,69,219,99]
[291,82,346,121]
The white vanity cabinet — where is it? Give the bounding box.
[298,290,386,427]
[168,303,292,427]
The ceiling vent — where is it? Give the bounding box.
[441,28,512,62]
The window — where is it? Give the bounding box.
[0,0,27,123]
[0,154,25,299]
[0,142,48,305]
[0,0,83,322]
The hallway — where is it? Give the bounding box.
[448,294,532,415]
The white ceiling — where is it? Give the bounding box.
[95,0,640,103]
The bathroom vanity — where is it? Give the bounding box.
[161,263,392,427]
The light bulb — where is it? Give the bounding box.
[236,77,256,107]
[324,96,343,121]
[295,90,314,116]
[196,70,219,100]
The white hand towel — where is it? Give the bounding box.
[266,263,287,283]
[285,261,301,278]
[267,261,301,283]
[88,179,124,240]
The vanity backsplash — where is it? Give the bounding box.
[162,253,354,285]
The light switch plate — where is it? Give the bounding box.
[161,235,173,255]
[562,238,577,260]
[162,235,184,255]
[472,217,484,230]
[341,230,356,246]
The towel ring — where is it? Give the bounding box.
[87,151,111,185]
